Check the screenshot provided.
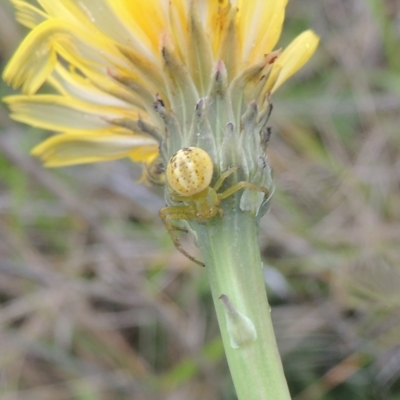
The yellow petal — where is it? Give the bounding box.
[167,0,189,62]
[111,0,168,56]
[185,2,213,95]
[237,0,288,65]
[2,21,57,94]
[2,18,132,95]
[4,95,141,132]
[31,131,159,167]
[129,146,160,164]
[48,64,142,109]
[247,1,287,64]
[27,0,80,23]
[267,30,319,94]
[49,0,160,62]
[207,0,240,80]
[206,0,232,56]
[11,0,48,28]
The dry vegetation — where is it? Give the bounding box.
[1,0,400,399]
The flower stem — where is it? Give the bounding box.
[195,206,291,400]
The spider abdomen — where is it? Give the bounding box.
[166,147,214,196]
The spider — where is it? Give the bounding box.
[159,147,270,266]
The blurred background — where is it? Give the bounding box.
[1,0,400,399]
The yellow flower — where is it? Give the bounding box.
[3,0,318,171]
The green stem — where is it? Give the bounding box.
[195,207,291,400]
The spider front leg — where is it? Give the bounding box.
[213,166,239,191]
[159,206,205,267]
[218,181,270,200]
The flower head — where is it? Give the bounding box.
[3,0,318,173]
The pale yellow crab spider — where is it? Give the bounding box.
[160,147,270,266]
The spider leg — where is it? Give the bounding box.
[170,225,188,233]
[213,166,239,192]
[159,206,205,267]
[169,194,189,203]
[218,181,269,200]
[166,217,189,233]
[166,196,190,233]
